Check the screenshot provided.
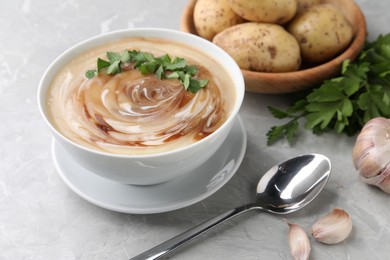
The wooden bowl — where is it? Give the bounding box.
[181,0,367,94]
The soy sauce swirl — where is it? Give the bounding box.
[68,69,224,153]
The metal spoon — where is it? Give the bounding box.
[130,153,331,260]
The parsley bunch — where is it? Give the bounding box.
[85,50,208,93]
[267,33,390,145]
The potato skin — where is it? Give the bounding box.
[296,0,321,14]
[194,0,245,41]
[227,0,297,24]
[213,23,301,72]
[287,4,353,63]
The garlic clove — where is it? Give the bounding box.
[311,208,353,244]
[352,117,390,193]
[287,222,311,260]
[361,163,390,192]
[376,165,390,193]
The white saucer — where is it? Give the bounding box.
[51,116,247,214]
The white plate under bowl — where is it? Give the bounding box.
[51,116,247,214]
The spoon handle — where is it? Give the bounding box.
[129,203,258,260]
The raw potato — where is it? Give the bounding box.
[213,23,301,72]
[288,4,353,63]
[193,0,245,41]
[227,0,297,24]
[296,0,322,14]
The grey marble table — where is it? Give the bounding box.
[1,0,389,259]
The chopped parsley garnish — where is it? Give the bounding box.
[85,50,208,93]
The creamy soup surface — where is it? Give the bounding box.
[47,37,236,155]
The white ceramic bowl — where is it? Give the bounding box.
[38,28,245,185]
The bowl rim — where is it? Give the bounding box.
[181,0,367,93]
[37,27,245,159]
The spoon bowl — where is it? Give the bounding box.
[256,154,331,214]
[131,153,331,260]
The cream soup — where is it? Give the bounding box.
[47,37,236,155]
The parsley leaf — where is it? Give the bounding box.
[188,79,208,93]
[106,60,121,75]
[267,33,390,145]
[268,106,290,119]
[184,65,198,75]
[97,58,111,73]
[85,49,208,93]
[85,70,97,79]
[156,65,164,80]
[107,52,122,63]
[165,57,186,70]
[267,119,300,146]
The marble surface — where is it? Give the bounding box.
[1,0,390,259]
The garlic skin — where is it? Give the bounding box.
[287,222,311,260]
[352,117,390,193]
[311,208,353,244]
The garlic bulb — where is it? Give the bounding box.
[352,117,390,193]
[287,222,311,260]
[311,208,353,244]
